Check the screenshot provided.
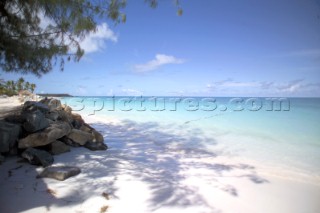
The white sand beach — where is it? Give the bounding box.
[0,96,23,119]
[1,105,320,213]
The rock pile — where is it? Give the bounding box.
[0,98,107,168]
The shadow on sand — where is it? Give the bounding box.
[0,118,269,212]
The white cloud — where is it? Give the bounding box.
[79,23,117,53]
[134,54,185,73]
[277,79,304,93]
[260,81,274,90]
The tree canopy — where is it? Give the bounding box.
[0,0,182,77]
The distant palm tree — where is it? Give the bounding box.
[0,79,5,94]
[6,80,16,91]
[6,81,11,90]
[0,79,5,89]
[17,77,25,91]
[5,81,10,89]
[30,83,36,93]
[24,81,30,91]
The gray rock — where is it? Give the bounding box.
[71,113,84,122]
[59,136,81,147]
[0,121,21,153]
[23,101,49,113]
[79,124,104,143]
[71,113,85,124]
[9,143,18,155]
[48,99,62,111]
[5,114,25,124]
[72,119,83,129]
[41,98,62,111]
[0,154,4,164]
[23,110,49,133]
[19,121,71,148]
[22,148,54,167]
[79,124,92,132]
[46,118,55,125]
[71,113,84,129]
[53,109,73,124]
[92,130,104,143]
[84,142,108,151]
[37,166,81,181]
[62,104,72,114]
[67,129,93,146]
[50,141,70,155]
[45,111,60,121]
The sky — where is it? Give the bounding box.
[1,0,320,97]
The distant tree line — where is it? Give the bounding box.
[0,77,36,96]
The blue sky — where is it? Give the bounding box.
[1,0,320,97]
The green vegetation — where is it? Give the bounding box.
[0,77,36,96]
[0,0,182,77]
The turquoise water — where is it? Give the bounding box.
[61,97,320,180]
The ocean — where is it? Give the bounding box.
[60,96,320,184]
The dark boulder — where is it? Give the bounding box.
[92,130,104,143]
[23,110,49,133]
[21,148,54,167]
[59,136,81,147]
[0,121,21,153]
[40,98,62,111]
[57,110,73,124]
[50,141,70,155]
[79,123,92,132]
[5,114,25,124]
[71,113,84,122]
[72,119,83,129]
[84,141,108,151]
[67,129,93,145]
[0,154,4,164]
[37,166,81,181]
[23,101,49,113]
[19,121,71,148]
[78,124,104,143]
[62,104,72,114]
[45,110,60,121]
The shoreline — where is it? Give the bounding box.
[81,111,320,186]
[0,96,319,212]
